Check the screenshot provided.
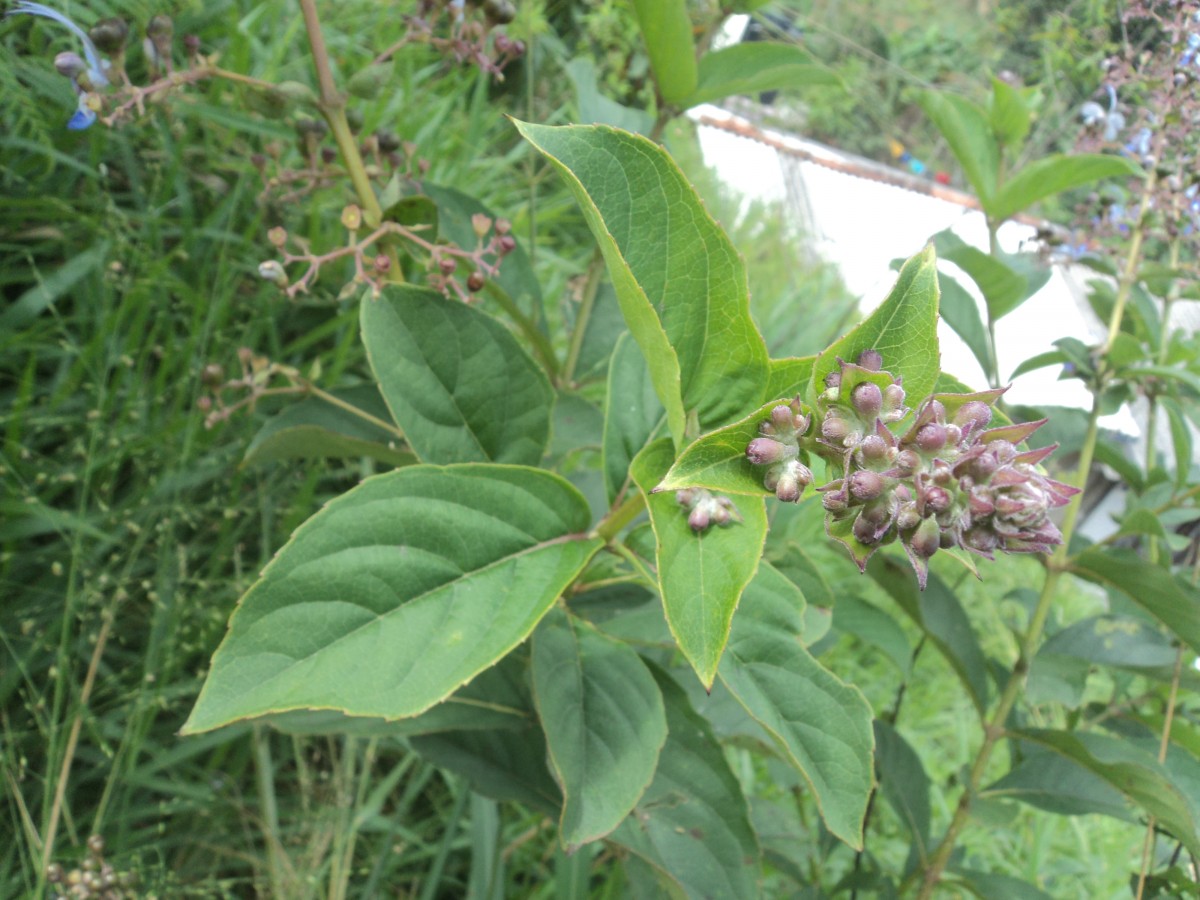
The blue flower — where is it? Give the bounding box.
[6,1,109,129]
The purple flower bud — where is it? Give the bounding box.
[688,506,711,531]
[746,437,795,466]
[923,486,952,514]
[770,404,795,431]
[822,413,850,442]
[895,501,921,531]
[822,488,849,512]
[987,440,1017,466]
[763,466,781,492]
[758,421,776,437]
[848,469,885,501]
[856,349,883,371]
[954,400,993,433]
[931,459,953,484]
[915,423,947,452]
[675,489,698,508]
[824,370,842,389]
[967,486,995,517]
[944,424,963,445]
[894,449,921,475]
[853,514,881,545]
[963,526,999,556]
[925,400,946,422]
[773,460,813,502]
[858,434,890,463]
[711,504,732,526]
[55,50,86,77]
[852,382,883,417]
[883,383,906,411]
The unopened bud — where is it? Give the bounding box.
[483,0,516,24]
[201,363,224,387]
[257,260,288,285]
[915,423,947,452]
[923,486,952,514]
[852,382,883,417]
[467,271,486,292]
[824,370,842,389]
[822,413,850,442]
[497,234,517,255]
[267,226,288,248]
[853,513,883,545]
[439,257,458,276]
[373,254,391,274]
[848,469,884,501]
[688,506,711,532]
[774,459,812,502]
[675,489,698,507]
[895,501,921,531]
[89,17,129,55]
[822,489,848,512]
[894,448,921,474]
[746,437,793,465]
[184,33,200,55]
[955,400,992,433]
[376,130,401,153]
[55,51,86,78]
[883,383,907,418]
[856,349,883,371]
[909,516,940,559]
[494,218,511,235]
[341,205,363,231]
[859,434,889,462]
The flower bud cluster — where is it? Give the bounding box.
[744,351,1079,587]
[745,397,814,502]
[675,488,740,533]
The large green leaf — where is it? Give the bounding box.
[874,721,931,858]
[766,356,815,400]
[603,333,665,505]
[182,465,602,733]
[988,154,1144,223]
[868,556,990,716]
[1012,729,1200,856]
[985,749,1132,820]
[657,399,795,497]
[517,121,770,442]
[812,246,940,410]
[718,563,875,849]
[608,665,760,900]
[1071,547,1200,655]
[686,42,839,107]
[630,0,697,106]
[243,385,415,467]
[930,229,1026,321]
[917,91,998,203]
[631,439,768,688]
[532,607,667,851]
[565,57,655,135]
[935,273,992,380]
[361,286,553,466]
[411,725,562,817]
[987,76,1032,150]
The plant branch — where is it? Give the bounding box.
[561,248,605,387]
[1134,644,1185,900]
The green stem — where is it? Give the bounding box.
[562,249,605,386]
[305,382,405,440]
[252,726,291,897]
[593,491,647,544]
[984,218,1002,389]
[483,281,559,379]
[913,171,1153,898]
[298,0,403,280]
[1134,645,1185,899]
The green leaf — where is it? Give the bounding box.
[831,594,912,673]
[603,333,665,505]
[874,721,930,856]
[986,748,1132,820]
[766,356,815,400]
[988,154,1144,223]
[657,399,798,497]
[937,273,992,378]
[263,653,532,737]
[574,280,628,382]
[1,240,109,329]
[564,57,655,135]
[917,91,999,203]
[1039,615,1177,671]
[532,607,667,851]
[608,665,760,900]
[812,246,940,410]
[686,43,839,108]
[930,229,1026,321]
[1162,397,1193,488]
[718,563,875,849]
[1070,547,1200,655]
[868,556,990,716]
[182,465,603,734]
[516,121,769,442]
[411,726,562,817]
[1012,728,1200,856]
[1010,349,1068,380]
[631,439,767,688]
[242,385,415,467]
[361,286,553,466]
[987,76,1032,150]
[952,870,1054,900]
[630,0,697,106]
